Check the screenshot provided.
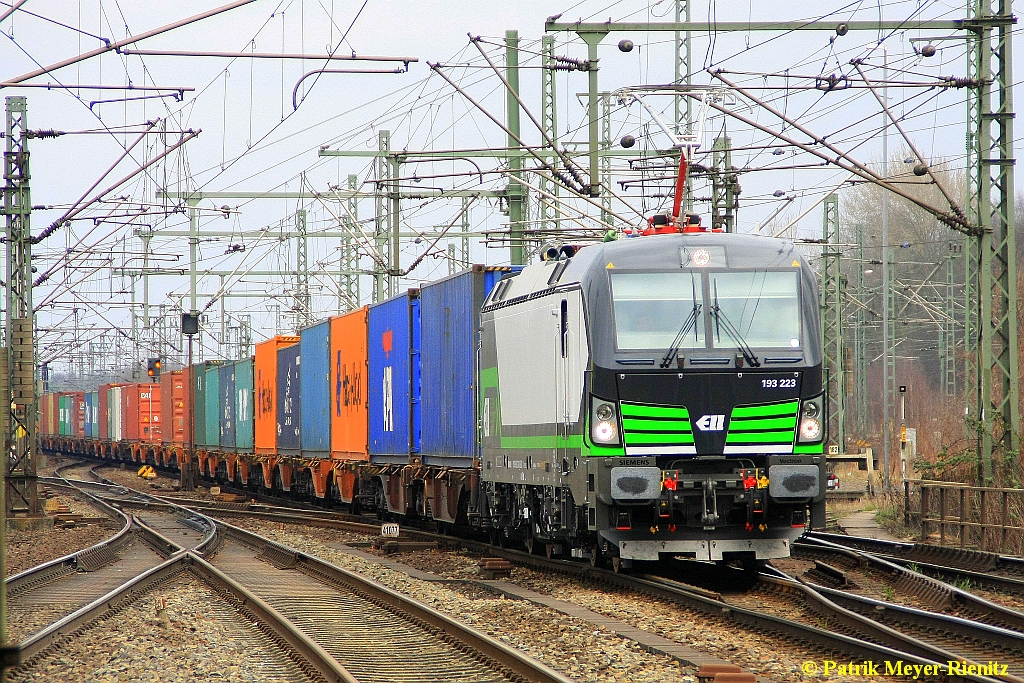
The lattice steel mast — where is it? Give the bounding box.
[4,96,40,518]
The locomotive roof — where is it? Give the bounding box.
[559,232,809,289]
[488,232,815,306]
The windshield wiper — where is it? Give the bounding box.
[660,275,702,369]
[660,304,701,368]
[712,282,761,368]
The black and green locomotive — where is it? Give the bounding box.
[478,231,826,568]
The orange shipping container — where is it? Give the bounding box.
[160,370,189,445]
[122,383,161,443]
[330,307,369,461]
[255,336,299,455]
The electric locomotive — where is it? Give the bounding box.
[478,228,826,568]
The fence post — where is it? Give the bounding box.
[904,480,910,529]
[939,487,947,546]
[920,485,930,541]
[959,487,967,549]
[1002,491,1010,554]
[980,489,988,552]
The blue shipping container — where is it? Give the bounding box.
[84,392,95,438]
[419,266,514,466]
[277,343,301,454]
[219,363,236,450]
[234,358,254,451]
[368,291,421,462]
[203,365,220,449]
[300,320,331,458]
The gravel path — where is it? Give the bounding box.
[230,519,877,683]
[8,574,314,683]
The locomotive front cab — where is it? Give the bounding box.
[584,232,826,565]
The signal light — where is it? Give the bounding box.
[146,357,162,381]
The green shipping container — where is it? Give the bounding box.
[204,364,221,449]
[233,357,254,452]
[59,395,71,435]
[191,361,223,450]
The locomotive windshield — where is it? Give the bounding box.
[610,269,801,351]
[710,270,801,349]
[610,271,705,350]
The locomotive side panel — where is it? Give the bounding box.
[482,287,589,487]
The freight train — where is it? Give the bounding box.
[41,228,827,569]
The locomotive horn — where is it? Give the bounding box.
[541,244,562,261]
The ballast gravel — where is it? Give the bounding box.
[8,575,311,683]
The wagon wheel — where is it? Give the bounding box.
[589,544,602,568]
[611,555,624,573]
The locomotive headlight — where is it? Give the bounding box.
[591,399,620,445]
[799,417,821,441]
[594,420,617,442]
[797,394,825,443]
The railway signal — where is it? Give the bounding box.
[146,357,162,381]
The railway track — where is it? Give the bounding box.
[805,531,1024,596]
[59,460,1024,681]
[156,493,1012,682]
[8,471,174,644]
[752,568,1024,682]
[12,462,571,683]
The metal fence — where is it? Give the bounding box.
[904,479,1024,554]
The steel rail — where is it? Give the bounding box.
[15,467,347,681]
[811,582,1024,663]
[15,548,351,682]
[760,570,1020,682]
[15,554,188,663]
[799,535,1024,629]
[15,517,186,662]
